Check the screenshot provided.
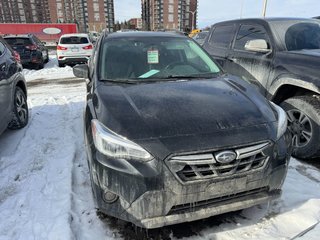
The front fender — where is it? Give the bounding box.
[269,76,320,98]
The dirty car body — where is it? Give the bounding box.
[75,31,292,228]
[202,18,320,159]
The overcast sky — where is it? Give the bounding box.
[114,0,320,28]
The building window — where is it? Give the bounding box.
[94,13,100,21]
[168,5,173,13]
[168,14,173,22]
[93,3,99,11]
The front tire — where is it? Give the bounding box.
[8,87,29,130]
[58,61,65,67]
[44,51,49,63]
[35,58,44,70]
[280,95,320,159]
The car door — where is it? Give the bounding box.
[0,40,12,133]
[225,24,274,96]
[203,24,236,69]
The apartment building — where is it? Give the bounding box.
[83,0,114,32]
[129,18,143,30]
[0,0,50,23]
[0,0,115,33]
[141,0,197,32]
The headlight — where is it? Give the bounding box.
[91,119,153,161]
[270,102,288,140]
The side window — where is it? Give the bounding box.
[0,42,6,56]
[234,25,270,51]
[209,25,235,48]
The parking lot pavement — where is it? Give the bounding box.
[0,78,319,240]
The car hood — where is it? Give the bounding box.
[94,76,277,158]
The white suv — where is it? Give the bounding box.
[57,33,93,67]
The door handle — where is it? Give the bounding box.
[227,56,236,62]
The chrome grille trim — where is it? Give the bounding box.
[166,141,271,183]
[171,154,215,161]
[236,142,269,159]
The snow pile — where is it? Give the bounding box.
[22,55,74,82]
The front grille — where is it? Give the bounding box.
[168,187,269,215]
[166,142,270,183]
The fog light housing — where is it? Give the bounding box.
[103,191,118,203]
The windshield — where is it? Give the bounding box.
[194,32,209,40]
[270,20,320,51]
[99,36,220,81]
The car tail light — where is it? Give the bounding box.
[25,44,38,50]
[13,51,21,63]
[82,44,93,50]
[57,45,68,50]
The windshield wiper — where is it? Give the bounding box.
[166,75,202,79]
[100,79,137,84]
[99,73,219,83]
[165,72,219,79]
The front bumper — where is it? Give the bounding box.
[88,132,291,229]
[138,187,280,228]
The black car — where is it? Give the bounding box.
[0,36,28,136]
[4,34,49,69]
[73,31,291,229]
[203,18,320,159]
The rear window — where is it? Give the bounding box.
[60,36,89,44]
[4,37,32,46]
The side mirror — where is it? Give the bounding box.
[244,39,271,53]
[73,64,89,79]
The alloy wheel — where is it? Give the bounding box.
[287,109,313,148]
[16,90,28,124]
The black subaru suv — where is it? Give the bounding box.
[203,18,320,159]
[0,36,28,136]
[73,31,291,229]
[4,34,49,69]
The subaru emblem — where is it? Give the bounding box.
[215,151,237,164]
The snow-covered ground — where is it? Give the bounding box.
[0,56,320,239]
[22,55,74,82]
